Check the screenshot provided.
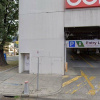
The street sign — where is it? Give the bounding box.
[69,41,75,47]
[66,40,100,48]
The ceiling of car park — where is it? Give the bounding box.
[64,26,100,40]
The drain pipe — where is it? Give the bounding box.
[64,39,67,74]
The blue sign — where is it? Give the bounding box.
[4,53,7,61]
[69,41,75,47]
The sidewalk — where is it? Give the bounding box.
[0,67,62,97]
[1,67,100,100]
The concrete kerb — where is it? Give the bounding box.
[22,86,62,98]
[2,93,22,97]
[23,79,62,98]
[1,86,62,98]
[29,76,63,98]
[29,87,62,98]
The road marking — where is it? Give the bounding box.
[62,76,82,87]
[71,76,95,94]
[79,55,94,68]
[88,82,100,95]
[71,55,74,60]
[81,70,94,89]
[77,76,95,87]
[71,83,87,94]
[88,55,96,60]
[65,76,95,94]
[63,70,97,95]
[62,75,69,79]
[77,82,82,87]
[88,89,96,95]
[81,70,96,95]
[66,87,75,94]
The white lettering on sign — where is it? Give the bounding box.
[66,40,100,48]
[83,0,97,5]
[70,42,74,46]
[67,0,100,6]
[79,42,82,46]
[67,0,81,6]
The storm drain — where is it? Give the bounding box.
[1,96,15,100]
[4,96,15,98]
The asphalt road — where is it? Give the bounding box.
[7,55,19,61]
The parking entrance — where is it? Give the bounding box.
[64,26,100,73]
[62,27,100,96]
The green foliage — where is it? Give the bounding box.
[0,0,18,50]
[14,96,20,99]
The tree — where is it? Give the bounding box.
[0,0,18,66]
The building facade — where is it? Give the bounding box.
[19,0,100,75]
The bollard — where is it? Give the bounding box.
[66,62,68,72]
[24,81,29,95]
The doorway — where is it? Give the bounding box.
[24,53,30,71]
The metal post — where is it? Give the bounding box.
[37,57,39,91]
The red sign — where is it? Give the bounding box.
[65,0,100,8]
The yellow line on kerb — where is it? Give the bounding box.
[62,76,82,87]
[79,55,94,68]
[62,75,69,79]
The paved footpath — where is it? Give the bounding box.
[0,67,62,98]
[0,67,100,100]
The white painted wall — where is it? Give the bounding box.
[65,7,100,27]
[19,0,65,75]
[19,0,100,75]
